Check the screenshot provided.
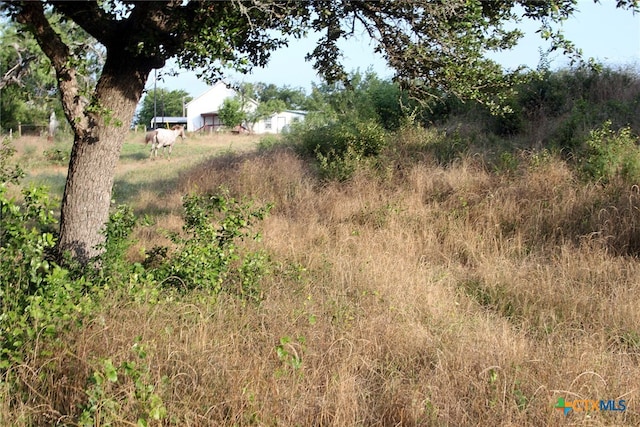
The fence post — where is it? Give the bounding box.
[18,122,22,138]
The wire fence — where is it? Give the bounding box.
[1,122,73,139]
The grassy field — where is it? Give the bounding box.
[3,125,640,426]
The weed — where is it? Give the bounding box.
[79,339,167,426]
[0,156,95,368]
[275,335,305,375]
[151,189,272,297]
[290,117,387,180]
[580,121,640,183]
[0,138,25,184]
[494,151,519,174]
[43,146,70,165]
[256,134,283,151]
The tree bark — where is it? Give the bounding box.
[12,1,170,265]
[57,55,151,263]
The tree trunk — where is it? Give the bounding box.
[57,55,150,264]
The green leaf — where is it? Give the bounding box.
[103,359,118,382]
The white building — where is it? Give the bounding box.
[252,110,307,134]
[185,81,306,134]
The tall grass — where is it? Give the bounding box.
[2,68,640,425]
[5,127,640,425]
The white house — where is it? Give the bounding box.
[185,81,306,134]
[185,81,256,132]
[252,110,307,134]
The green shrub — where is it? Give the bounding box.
[79,339,167,427]
[256,134,283,152]
[0,138,24,184]
[0,177,95,368]
[91,204,140,284]
[290,117,387,180]
[580,121,640,183]
[150,190,272,298]
[43,145,71,165]
[315,145,363,182]
[554,99,602,153]
[429,128,470,165]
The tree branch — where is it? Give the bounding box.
[14,1,88,135]
[0,43,37,90]
[49,1,116,42]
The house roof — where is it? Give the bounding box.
[151,116,187,122]
[186,81,261,108]
[185,81,231,107]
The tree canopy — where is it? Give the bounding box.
[218,97,246,129]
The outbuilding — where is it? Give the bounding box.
[149,116,187,130]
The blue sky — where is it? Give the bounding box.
[150,1,639,98]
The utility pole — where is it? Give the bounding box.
[153,69,157,129]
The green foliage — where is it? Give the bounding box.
[0,22,58,131]
[427,127,470,165]
[0,176,96,368]
[218,97,246,128]
[0,138,24,184]
[0,183,55,365]
[306,70,410,131]
[0,12,98,132]
[315,145,363,182]
[43,145,71,165]
[92,204,140,284]
[366,76,409,130]
[275,335,305,376]
[256,134,283,152]
[536,67,640,152]
[245,98,287,132]
[290,116,387,181]
[256,83,308,110]
[151,190,272,297]
[493,151,520,175]
[136,88,191,128]
[79,339,168,427]
[579,121,640,183]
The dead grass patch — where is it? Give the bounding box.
[5,136,640,426]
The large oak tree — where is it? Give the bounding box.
[1,0,637,264]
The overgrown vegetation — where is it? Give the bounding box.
[2,66,640,425]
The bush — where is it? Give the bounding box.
[0,166,95,368]
[256,134,283,152]
[315,145,363,182]
[0,138,24,184]
[290,117,387,180]
[150,189,272,299]
[91,204,140,284]
[579,121,640,183]
[43,145,71,165]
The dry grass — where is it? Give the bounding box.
[3,129,640,426]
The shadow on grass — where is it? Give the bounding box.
[119,150,149,162]
[112,173,182,217]
[114,144,287,218]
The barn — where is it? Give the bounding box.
[185,81,306,134]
